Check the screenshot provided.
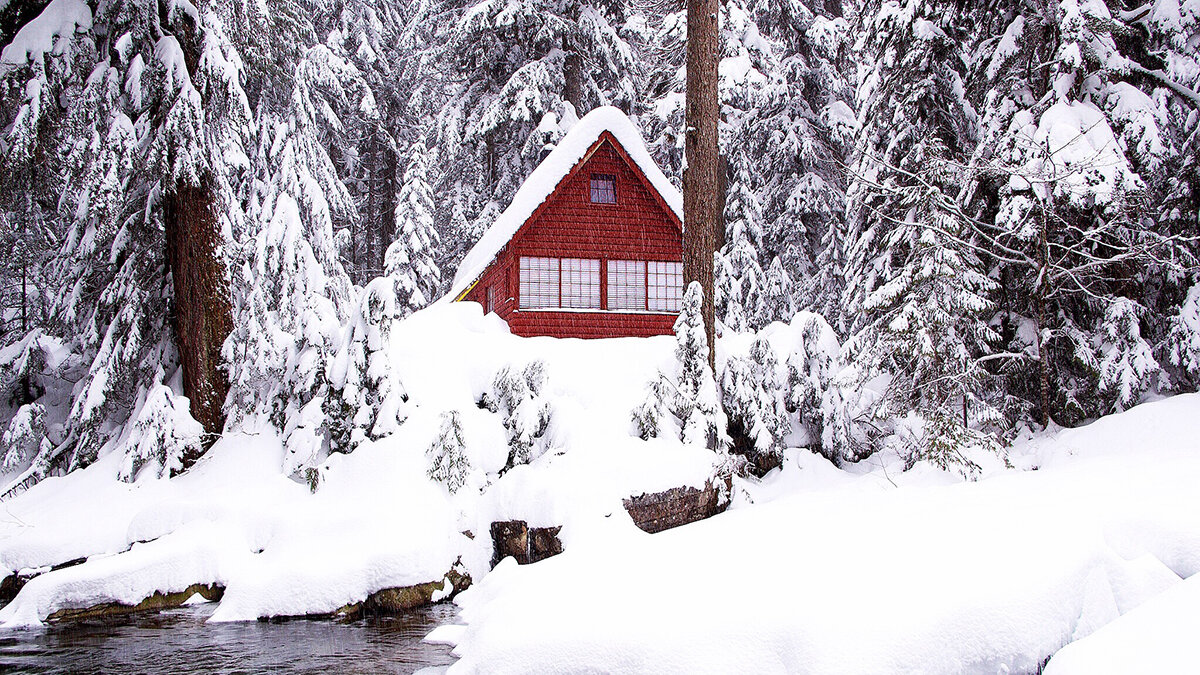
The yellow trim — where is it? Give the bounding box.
[454,278,480,302]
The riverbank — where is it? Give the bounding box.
[0,600,457,674]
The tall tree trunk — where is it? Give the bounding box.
[164,178,233,461]
[381,141,398,272]
[564,50,583,113]
[684,0,719,369]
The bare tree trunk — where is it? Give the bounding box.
[164,178,233,464]
[1035,202,1051,428]
[684,0,719,369]
[380,141,398,273]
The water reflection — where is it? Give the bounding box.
[0,601,457,674]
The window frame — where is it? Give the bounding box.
[606,259,647,311]
[589,174,617,205]
[647,260,683,313]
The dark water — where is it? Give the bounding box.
[0,602,457,674]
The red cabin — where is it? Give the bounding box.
[449,107,684,339]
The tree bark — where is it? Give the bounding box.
[564,50,583,113]
[684,0,719,369]
[164,178,233,462]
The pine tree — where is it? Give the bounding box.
[721,337,789,471]
[715,156,767,332]
[1097,298,1162,413]
[674,282,725,448]
[328,278,409,454]
[1165,283,1200,388]
[385,137,442,313]
[427,410,472,494]
[485,361,554,470]
[432,0,638,273]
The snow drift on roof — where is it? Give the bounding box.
[446,106,682,301]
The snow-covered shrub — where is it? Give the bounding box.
[632,283,726,450]
[117,384,204,481]
[1,403,49,473]
[484,361,553,471]
[427,410,471,494]
[721,338,789,471]
[328,278,409,454]
[1097,297,1162,413]
[1165,284,1200,388]
[632,376,672,441]
[785,314,840,451]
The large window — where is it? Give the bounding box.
[519,257,559,309]
[519,256,600,309]
[648,261,683,312]
[607,260,646,310]
[590,174,616,204]
[519,256,682,312]
[561,258,600,308]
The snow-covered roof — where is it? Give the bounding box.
[448,106,683,301]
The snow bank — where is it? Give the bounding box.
[1043,572,1200,674]
[434,395,1200,673]
[447,106,682,300]
[0,302,723,625]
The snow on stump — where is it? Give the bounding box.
[623,476,731,534]
[490,521,563,568]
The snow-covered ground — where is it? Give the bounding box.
[429,394,1200,673]
[0,304,721,626]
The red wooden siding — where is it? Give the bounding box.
[462,133,682,339]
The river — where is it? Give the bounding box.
[0,601,457,674]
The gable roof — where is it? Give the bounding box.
[447,106,683,301]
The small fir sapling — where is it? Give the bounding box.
[632,283,726,449]
[721,337,789,471]
[1,403,49,473]
[386,137,442,316]
[1097,297,1163,413]
[674,283,725,449]
[632,375,672,441]
[117,384,204,481]
[484,361,553,470]
[427,410,471,493]
[1165,284,1200,387]
[328,278,409,455]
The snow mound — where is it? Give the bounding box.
[1044,572,1200,675]
[434,395,1200,673]
[447,106,682,301]
[0,303,723,625]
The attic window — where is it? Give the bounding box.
[590,174,616,204]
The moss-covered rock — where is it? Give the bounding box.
[46,583,224,623]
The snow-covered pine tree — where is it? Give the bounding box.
[715,154,767,332]
[0,0,253,491]
[721,337,789,472]
[484,361,554,471]
[427,409,472,494]
[385,137,442,314]
[674,282,725,448]
[841,0,1006,465]
[1165,283,1200,388]
[328,278,409,454]
[969,0,1192,426]
[224,37,370,475]
[117,383,205,481]
[631,282,727,448]
[431,0,638,272]
[1097,298,1162,413]
[784,313,839,453]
